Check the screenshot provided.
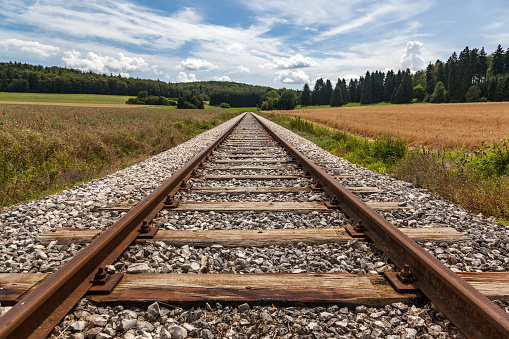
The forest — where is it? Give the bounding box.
[1,45,509,108]
[0,62,268,107]
[304,45,509,108]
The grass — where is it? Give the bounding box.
[262,113,509,220]
[0,103,238,207]
[0,92,133,104]
[270,102,509,149]
[263,114,406,174]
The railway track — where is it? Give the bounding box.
[1,112,509,338]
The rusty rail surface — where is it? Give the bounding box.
[0,114,245,339]
[254,113,509,338]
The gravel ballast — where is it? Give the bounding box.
[1,112,507,338]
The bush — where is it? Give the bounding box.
[177,95,204,109]
[219,102,230,108]
[413,84,426,102]
[465,85,481,102]
[278,90,298,110]
[430,81,447,103]
[126,91,171,106]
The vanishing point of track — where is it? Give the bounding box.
[0,112,508,338]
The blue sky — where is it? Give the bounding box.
[1,0,508,89]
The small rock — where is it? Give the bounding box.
[392,302,408,311]
[70,321,86,331]
[200,329,213,339]
[84,327,102,339]
[160,328,171,339]
[238,303,250,312]
[127,263,150,273]
[168,325,187,339]
[403,328,417,339]
[260,311,272,322]
[355,305,367,313]
[407,315,425,328]
[147,302,160,321]
[190,262,201,271]
[137,321,155,332]
[120,319,137,331]
[87,314,108,327]
[307,322,320,331]
[183,323,195,332]
[319,312,334,322]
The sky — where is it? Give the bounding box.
[1,0,509,89]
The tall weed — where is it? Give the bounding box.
[0,105,238,207]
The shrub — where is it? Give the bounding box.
[413,84,426,102]
[430,81,447,103]
[126,91,171,106]
[465,85,481,102]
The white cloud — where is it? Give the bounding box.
[227,43,244,52]
[238,65,250,73]
[177,72,198,82]
[0,38,60,58]
[261,54,317,69]
[400,41,425,71]
[242,0,435,30]
[0,0,283,57]
[178,58,219,71]
[61,49,149,76]
[213,75,231,81]
[275,70,310,84]
[151,65,164,75]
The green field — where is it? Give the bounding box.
[0,92,132,104]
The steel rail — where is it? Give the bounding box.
[0,113,246,339]
[254,113,509,338]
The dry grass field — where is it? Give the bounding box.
[273,102,509,149]
[0,104,236,206]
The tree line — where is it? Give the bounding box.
[0,62,267,103]
[298,44,509,108]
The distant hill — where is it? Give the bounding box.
[0,62,269,106]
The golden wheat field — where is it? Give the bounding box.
[273,102,509,149]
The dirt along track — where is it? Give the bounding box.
[1,113,509,338]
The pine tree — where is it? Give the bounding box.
[348,79,357,102]
[383,71,395,102]
[492,44,505,75]
[504,48,509,74]
[311,78,325,105]
[360,72,372,104]
[425,63,436,94]
[300,83,311,106]
[324,79,333,105]
[330,80,343,107]
[391,70,413,104]
[371,71,384,103]
[340,79,349,105]
[479,48,488,77]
